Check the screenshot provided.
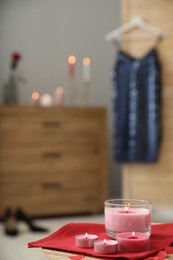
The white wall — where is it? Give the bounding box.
[0,0,121,197]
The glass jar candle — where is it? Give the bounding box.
[104,199,152,238]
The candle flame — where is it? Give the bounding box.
[132,231,135,238]
[85,233,88,239]
[125,206,129,213]
[125,203,130,213]
[56,86,64,94]
[83,57,91,65]
[44,93,51,99]
[68,55,76,64]
[103,239,106,245]
[32,91,39,100]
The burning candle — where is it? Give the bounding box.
[116,231,150,252]
[83,57,91,84]
[55,86,64,106]
[68,55,76,78]
[40,93,53,107]
[104,199,152,238]
[94,239,118,254]
[75,233,98,248]
[31,91,40,106]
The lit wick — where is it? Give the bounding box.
[125,203,131,213]
[125,206,129,213]
[132,231,137,239]
[85,233,88,239]
[103,239,107,245]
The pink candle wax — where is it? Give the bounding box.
[94,239,118,254]
[75,233,98,248]
[116,232,150,252]
[105,207,151,234]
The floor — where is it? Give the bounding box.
[0,214,104,260]
[0,211,171,260]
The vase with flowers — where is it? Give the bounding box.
[3,51,22,104]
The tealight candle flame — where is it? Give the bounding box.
[45,93,51,99]
[68,55,76,64]
[103,239,107,245]
[132,231,135,238]
[83,57,91,65]
[32,91,40,100]
[125,203,130,213]
[125,206,129,213]
[85,233,88,239]
[56,86,64,94]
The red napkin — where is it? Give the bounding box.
[28,223,173,260]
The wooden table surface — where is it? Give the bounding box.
[42,248,173,260]
[42,249,102,259]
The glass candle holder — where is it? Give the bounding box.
[104,199,152,239]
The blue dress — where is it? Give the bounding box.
[112,48,162,163]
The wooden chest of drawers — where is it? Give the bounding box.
[0,106,108,217]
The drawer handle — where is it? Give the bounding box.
[42,121,60,128]
[42,152,61,158]
[41,182,62,189]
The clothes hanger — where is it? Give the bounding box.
[105,16,166,42]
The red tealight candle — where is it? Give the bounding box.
[68,55,76,78]
[75,233,98,248]
[94,239,118,254]
[116,231,150,252]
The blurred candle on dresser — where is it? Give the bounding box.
[68,55,76,78]
[83,57,91,105]
[68,55,76,105]
[55,86,64,106]
[31,91,40,106]
[83,57,91,84]
[40,93,53,107]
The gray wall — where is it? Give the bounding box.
[0,0,121,198]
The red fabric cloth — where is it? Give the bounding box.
[28,223,173,260]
